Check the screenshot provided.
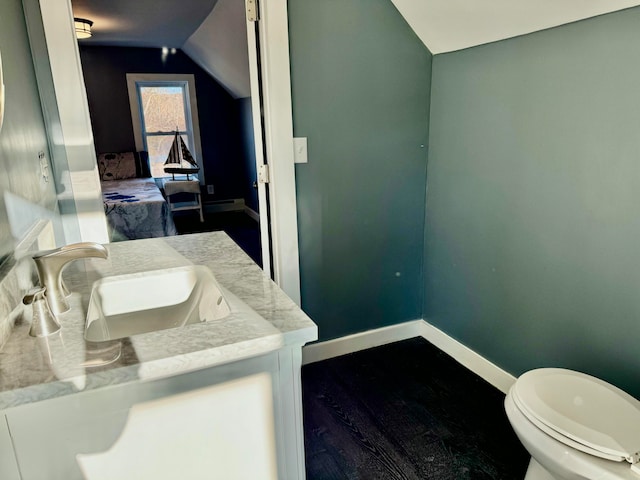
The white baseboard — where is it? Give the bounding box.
[203,198,245,214]
[244,206,259,222]
[302,320,425,365]
[302,319,516,394]
[416,321,515,394]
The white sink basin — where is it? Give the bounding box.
[84,266,231,342]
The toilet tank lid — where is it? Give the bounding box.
[514,368,640,464]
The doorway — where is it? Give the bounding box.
[72,0,265,269]
[23,0,302,304]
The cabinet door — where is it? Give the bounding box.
[6,352,281,480]
[0,414,21,480]
[76,373,279,479]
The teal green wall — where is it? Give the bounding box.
[0,0,59,262]
[425,8,640,396]
[289,0,432,340]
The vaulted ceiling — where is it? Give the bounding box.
[71,0,220,48]
[71,0,250,98]
[390,0,640,54]
[71,0,640,98]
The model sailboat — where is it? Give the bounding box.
[163,130,200,180]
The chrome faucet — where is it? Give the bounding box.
[32,242,108,315]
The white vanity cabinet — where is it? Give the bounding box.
[0,233,317,479]
[2,346,307,480]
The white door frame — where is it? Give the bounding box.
[246,10,272,282]
[25,0,302,305]
[247,0,301,304]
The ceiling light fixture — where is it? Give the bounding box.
[74,18,93,39]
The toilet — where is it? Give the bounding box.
[504,368,640,480]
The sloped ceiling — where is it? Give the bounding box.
[71,0,640,96]
[390,0,640,54]
[71,0,219,48]
[182,0,250,99]
[71,0,249,98]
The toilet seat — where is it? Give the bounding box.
[511,386,627,462]
[512,368,640,466]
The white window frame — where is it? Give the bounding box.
[126,73,204,184]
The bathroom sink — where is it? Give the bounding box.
[84,265,231,342]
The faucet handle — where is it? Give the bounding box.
[23,287,61,337]
[23,286,45,305]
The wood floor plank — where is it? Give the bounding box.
[302,337,529,479]
[304,363,423,479]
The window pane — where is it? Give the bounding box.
[139,86,186,133]
[146,134,191,178]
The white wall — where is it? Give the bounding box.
[182,0,251,99]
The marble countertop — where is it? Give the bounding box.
[0,232,317,410]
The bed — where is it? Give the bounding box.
[98,152,177,241]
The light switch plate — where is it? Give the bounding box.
[293,137,308,164]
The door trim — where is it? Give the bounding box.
[246,13,272,281]
[253,0,301,304]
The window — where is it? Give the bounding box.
[127,74,203,180]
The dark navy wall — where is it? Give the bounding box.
[288,0,432,341]
[79,45,249,202]
[426,8,640,397]
[237,97,258,213]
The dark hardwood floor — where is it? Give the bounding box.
[172,210,262,267]
[302,337,530,479]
